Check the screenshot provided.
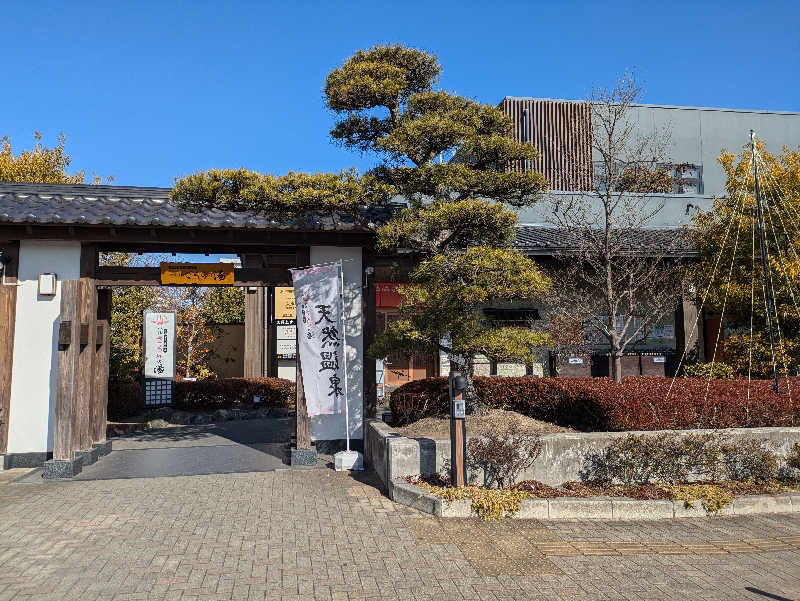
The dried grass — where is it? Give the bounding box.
[394,408,573,439]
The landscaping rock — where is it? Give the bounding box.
[149,407,173,420]
[169,411,192,425]
[146,419,171,429]
[213,409,231,422]
[192,414,212,425]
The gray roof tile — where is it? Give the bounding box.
[515,225,695,255]
[0,182,376,231]
[0,182,696,255]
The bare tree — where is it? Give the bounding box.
[546,73,685,381]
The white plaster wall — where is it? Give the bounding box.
[6,241,81,453]
[309,246,363,441]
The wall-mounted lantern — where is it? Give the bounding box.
[38,273,57,296]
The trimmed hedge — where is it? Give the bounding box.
[173,377,295,412]
[108,379,142,421]
[389,376,800,432]
[107,377,295,419]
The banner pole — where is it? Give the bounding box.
[339,261,350,453]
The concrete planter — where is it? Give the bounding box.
[390,478,800,520]
[364,418,800,488]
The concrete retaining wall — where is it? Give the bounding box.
[365,419,800,487]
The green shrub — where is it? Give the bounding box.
[107,378,142,420]
[787,443,800,473]
[467,423,543,488]
[580,433,778,485]
[720,439,778,482]
[681,362,735,379]
[173,377,295,411]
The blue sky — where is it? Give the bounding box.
[3,0,799,188]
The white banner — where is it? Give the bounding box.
[143,311,176,378]
[292,261,345,417]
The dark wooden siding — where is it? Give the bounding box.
[501,98,594,191]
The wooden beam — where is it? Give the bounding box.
[54,280,80,461]
[79,243,97,278]
[91,289,111,443]
[295,246,311,450]
[95,266,292,287]
[362,247,377,420]
[0,241,19,455]
[75,275,96,452]
[97,242,300,256]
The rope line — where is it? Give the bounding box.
[704,185,747,402]
[666,179,748,402]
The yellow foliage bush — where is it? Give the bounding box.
[415,481,530,520]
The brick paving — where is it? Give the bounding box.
[0,468,798,601]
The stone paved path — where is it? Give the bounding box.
[0,468,798,601]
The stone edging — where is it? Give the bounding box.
[390,478,800,520]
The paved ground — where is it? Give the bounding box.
[1,466,799,601]
[18,419,330,482]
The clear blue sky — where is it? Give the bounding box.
[4,0,799,188]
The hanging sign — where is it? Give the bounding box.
[160,262,234,286]
[274,287,297,359]
[291,262,345,417]
[143,311,176,378]
[274,287,297,319]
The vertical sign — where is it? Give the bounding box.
[291,263,345,417]
[274,286,297,359]
[143,311,176,378]
[143,311,176,406]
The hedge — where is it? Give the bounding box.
[107,379,142,421]
[173,377,295,412]
[107,377,295,419]
[389,376,800,432]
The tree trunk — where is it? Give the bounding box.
[611,350,622,383]
[462,355,490,416]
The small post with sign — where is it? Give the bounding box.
[449,371,467,487]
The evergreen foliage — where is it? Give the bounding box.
[171,44,552,412]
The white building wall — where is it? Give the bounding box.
[6,241,81,453]
[309,246,363,441]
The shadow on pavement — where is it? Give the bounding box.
[68,417,324,481]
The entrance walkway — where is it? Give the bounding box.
[39,418,329,481]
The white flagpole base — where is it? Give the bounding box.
[334,450,364,472]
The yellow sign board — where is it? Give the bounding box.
[274,287,296,319]
[160,262,235,286]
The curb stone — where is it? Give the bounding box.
[390,479,800,520]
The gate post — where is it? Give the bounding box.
[0,242,19,457]
[52,280,80,464]
[91,288,111,445]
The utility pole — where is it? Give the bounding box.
[751,130,781,393]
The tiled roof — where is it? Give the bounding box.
[515,225,696,255]
[0,182,384,231]
[0,182,696,255]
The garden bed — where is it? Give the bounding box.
[392,476,800,520]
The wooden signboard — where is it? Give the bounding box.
[274,286,296,319]
[160,262,234,286]
[274,287,297,359]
